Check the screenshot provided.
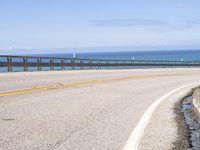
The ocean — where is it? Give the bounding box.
[32,50,200,61]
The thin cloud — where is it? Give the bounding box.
[90,19,168,27]
[186,19,200,25]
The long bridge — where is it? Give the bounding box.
[0,55,200,72]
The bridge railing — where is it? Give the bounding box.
[0,55,200,72]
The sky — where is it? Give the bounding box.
[0,0,200,54]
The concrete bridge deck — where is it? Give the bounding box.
[0,68,200,150]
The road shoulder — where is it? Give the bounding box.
[139,87,193,150]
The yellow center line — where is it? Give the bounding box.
[0,73,196,97]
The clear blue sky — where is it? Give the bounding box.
[0,0,200,54]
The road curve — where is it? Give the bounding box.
[0,68,200,150]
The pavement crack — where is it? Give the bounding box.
[53,118,104,150]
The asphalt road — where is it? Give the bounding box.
[0,68,200,150]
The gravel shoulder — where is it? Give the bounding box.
[172,94,192,150]
[139,86,197,150]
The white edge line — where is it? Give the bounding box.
[123,82,198,150]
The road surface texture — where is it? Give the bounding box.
[0,68,200,150]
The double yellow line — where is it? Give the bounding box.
[0,73,193,97]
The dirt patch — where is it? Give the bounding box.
[173,88,200,150]
[172,94,192,150]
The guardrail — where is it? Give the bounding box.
[0,55,200,72]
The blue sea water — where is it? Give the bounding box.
[32,50,200,61]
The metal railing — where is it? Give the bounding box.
[0,55,200,72]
